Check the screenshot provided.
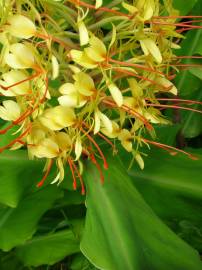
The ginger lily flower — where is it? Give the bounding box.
[0,100,21,121]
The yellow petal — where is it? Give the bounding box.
[5,43,35,69]
[0,100,20,121]
[51,55,59,80]
[70,50,97,69]
[74,72,94,96]
[78,19,89,46]
[1,70,30,96]
[122,2,138,13]
[108,83,123,107]
[75,137,82,161]
[31,138,59,158]
[39,106,76,130]
[85,35,106,62]
[128,78,143,98]
[7,15,36,39]
[56,132,71,151]
[94,109,101,134]
[141,39,162,64]
[135,153,144,169]
[156,76,177,95]
[95,0,102,9]
[99,112,113,133]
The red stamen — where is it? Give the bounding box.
[71,161,85,195]
[102,99,153,131]
[81,126,108,169]
[113,68,168,90]
[70,0,131,18]
[153,15,202,19]
[89,153,104,184]
[109,58,164,76]
[173,56,202,59]
[151,21,202,29]
[67,158,77,190]
[147,98,202,105]
[0,72,41,91]
[143,138,198,160]
[146,103,202,114]
[0,124,32,153]
[37,159,54,187]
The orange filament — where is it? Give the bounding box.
[0,124,32,153]
[109,58,164,76]
[90,153,104,184]
[71,161,85,195]
[37,159,54,187]
[82,121,116,151]
[151,21,202,30]
[146,103,202,114]
[0,72,41,91]
[102,99,153,131]
[67,158,77,190]
[143,138,198,160]
[80,126,108,169]
[113,68,168,90]
[70,0,131,18]
[147,98,202,105]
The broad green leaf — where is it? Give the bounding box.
[16,230,79,267]
[175,28,202,96]
[181,90,202,138]
[0,151,44,208]
[70,254,98,270]
[125,148,202,250]
[81,154,202,270]
[173,0,198,15]
[0,186,62,251]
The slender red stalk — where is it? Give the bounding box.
[143,138,198,160]
[70,0,131,18]
[151,21,202,29]
[102,99,153,131]
[113,68,168,90]
[146,103,202,114]
[153,15,202,19]
[0,72,41,91]
[89,153,104,184]
[173,56,202,59]
[67,158,77,190]
[147,98,202,105]
[109,58,164,76]
[0,124,32,153]
[37,159,54,187]
[71,161,85,195]
[80,126,108,169]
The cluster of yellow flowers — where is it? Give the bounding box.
[0,0,185,191]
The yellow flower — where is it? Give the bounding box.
[118,129,133,152]
[0,100,21,121]
[7,15,36,39]
[39,106,76,130]
[0,70,30,96]
[107,82,123,107]
[5,43,35,69]
[140,38,162,64]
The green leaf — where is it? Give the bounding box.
[81,154,202,270]
[175,28,202,96]
[181,90,202,138]
[16,230,79,267]
[125,148,202,250]
[0,151,44,208]
[173,0,198,15]
[0,186,62,251]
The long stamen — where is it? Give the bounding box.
[102,99,153,131]
[0,124,32,153]
[146,103,202,114]
[113,68,168,90]
[109,58,164,76]
[147,98,202,105]
[70,0,131,18]
[89,152,104,184]
[80,126,108,169]
[67,158,77,190]
[71,161,85,195]
[143,138,198,160]
[37,159,54,187]
[0,72,41,91]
